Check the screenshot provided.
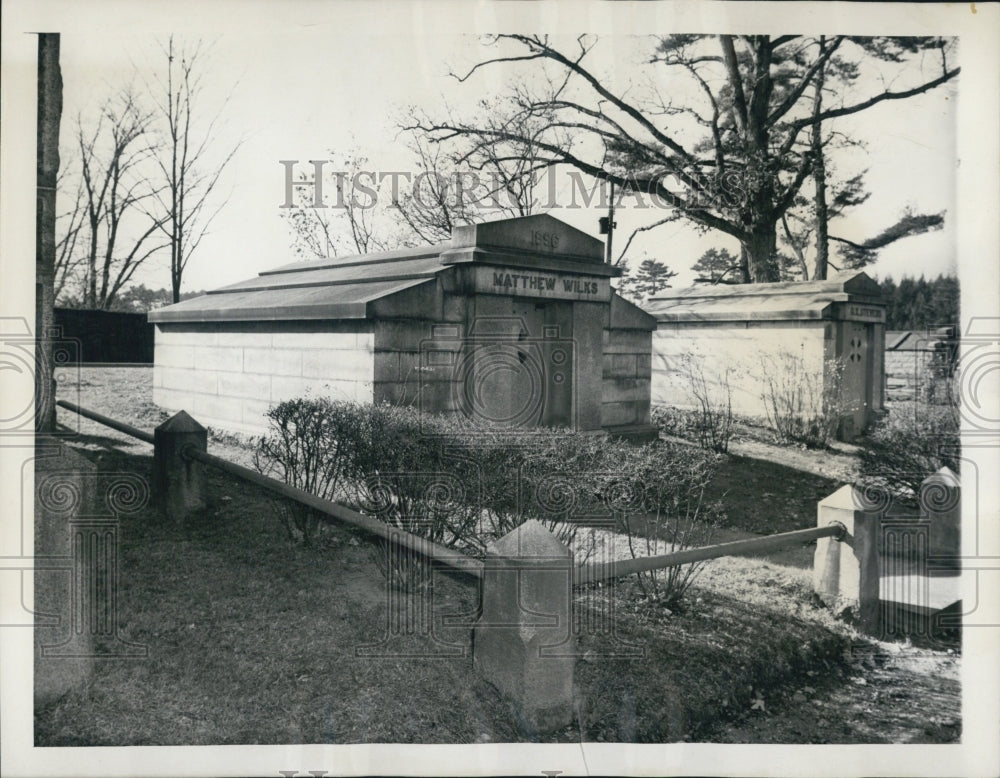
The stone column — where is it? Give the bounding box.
[153,410,207,521]
[474,519,574,735]
[813,484,882,634]
[921,466,961,567]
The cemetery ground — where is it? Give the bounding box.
[36,367,960,745]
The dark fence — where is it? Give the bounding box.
[54,308,154,363]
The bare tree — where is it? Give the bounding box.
[395,107,548,244]
[53,164,87,301]
[283,174,341,259]
[147,36,240,302]
[71,89,167,309]
[283,123,546,259]
[391,131,469,245]
[282,152,399,259]
[339,157,394,255]
[411,35,958,282]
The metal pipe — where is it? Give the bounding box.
[56,400,846,588]
[574,522,846,586]
[56,398,155,444]
[183,445,486,579]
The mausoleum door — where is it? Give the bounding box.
[840,321,871,438]
[511,300,575,429]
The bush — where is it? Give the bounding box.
[350,405,486,589]
[253,397,371,544]
[651,405,701,441]
[485,432,722,605]
[858,401,960,503]
[253,399,484,570]
[650,355,735,453]
[603,441,722,608]
[759,350,844,448]
[679,354,735,453]
[508,431,620,555]
[254,397,723,606]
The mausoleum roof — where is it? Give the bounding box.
[643,272,883,323]
[149,215,618,324]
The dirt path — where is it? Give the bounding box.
[704,641,961,743]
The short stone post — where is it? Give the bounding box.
[153,410,207,521]
[474,519,575,735]
[813,484,882,634]
[920,466,961,566]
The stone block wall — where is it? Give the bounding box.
[651,320,827,420]
[601,327,652,428]
[154,323,374,435]
[371,318,444,412]
[571,302,606,432]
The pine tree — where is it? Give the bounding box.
[880,276,897,328]
[620,259,677,302]
[876,274,958,330]
[415,35,958,282]
[929,274,960,329]
[691,248,741,284]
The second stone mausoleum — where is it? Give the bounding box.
[149,214,656,438]
[643,272,886,440]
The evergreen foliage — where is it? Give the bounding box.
[877,274,959,330]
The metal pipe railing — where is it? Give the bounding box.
[182,445,485,579]
[56,400,846,587]
[573,523,846,586]
[56,398,155,444]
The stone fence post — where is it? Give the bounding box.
[153,410,207,522]
[474,519,575,735]
[920,466,960,567]
[813,484,882,634]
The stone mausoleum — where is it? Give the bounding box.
[643,272,886,440]
[149,215,656,438]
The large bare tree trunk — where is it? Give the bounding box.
[811,39,830,281]
[738,246,751,284]
[36,33,62,433]
[726,36,781,283]
[745,223,779,282]
[811,126,830,280]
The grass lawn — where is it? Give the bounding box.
[703,454,841,534]
[38,367,872,744]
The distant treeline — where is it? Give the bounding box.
[58,284,205,313]
[877,274,959,331]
